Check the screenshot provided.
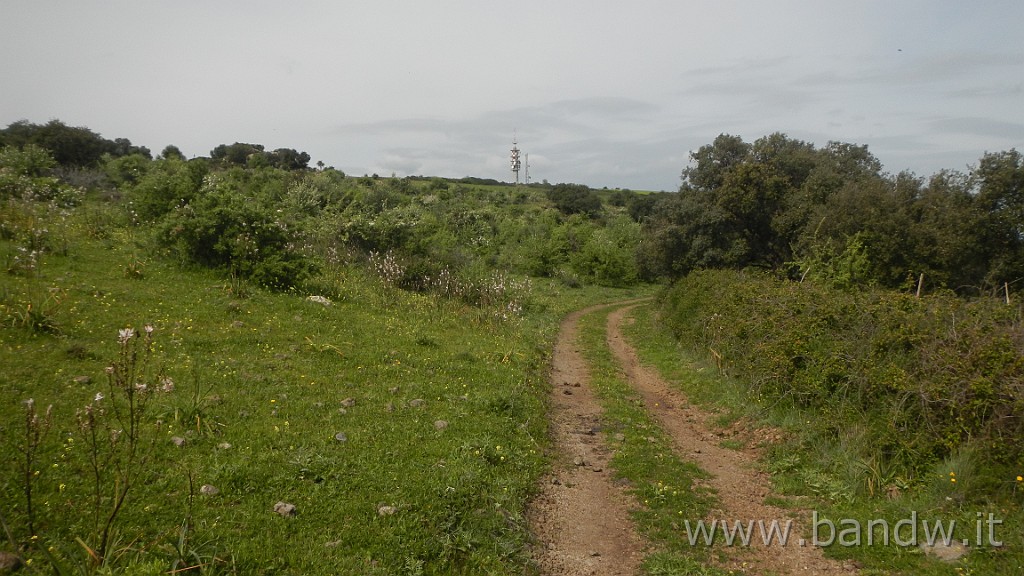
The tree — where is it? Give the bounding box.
[682,133,750,191]
[547,183,602,217]
[0,119,149,167]
[160,145,185,160]
[973,149,1024,285]
[211,142,264,166]
[269,148,311,170]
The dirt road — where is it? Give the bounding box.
[528,301,858,575]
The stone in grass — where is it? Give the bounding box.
[340,397,356,408]
[200,484,219,496]
[217,442,232,450]
[434,420,449,431]
[377,505,397,516]
[334,432,348,443]
[73,375,92,385]
[408,398,426,408]
[274,502,297,517]
[920,540,968,562]
[171,436,186,447]
[307,295,332,306]
[0,551,24,572]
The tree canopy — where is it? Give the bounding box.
[0,119,150,167]
[641,132,1024,293]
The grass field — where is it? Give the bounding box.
[0,204,644,574]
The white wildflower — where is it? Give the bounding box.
[118,328,135,343]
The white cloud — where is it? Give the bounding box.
[1,1,1022,190]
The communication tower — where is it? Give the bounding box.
[510,136,522,184]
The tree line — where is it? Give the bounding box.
[5,119,1023,297]
[639,133,1024,295]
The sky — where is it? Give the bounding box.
[2,1,1022,191]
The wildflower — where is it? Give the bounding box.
[160,377,175,393]
[143,324,155,335]
[1017,476,1022,482]
[118,327,135,343]
[135,383,148,393]
[94,392,104,402]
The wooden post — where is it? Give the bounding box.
[1005,282,1011,305]
[916,273,924,298]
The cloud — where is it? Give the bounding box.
[928,117,1024,142]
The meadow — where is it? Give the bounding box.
[0,186,642,574]
[4,126,1024,574]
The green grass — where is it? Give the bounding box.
[620,303,1024,575]
[0,206,645,574]
[574,304,731,575]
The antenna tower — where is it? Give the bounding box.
[525,153,530,184]
[510,134,522,185]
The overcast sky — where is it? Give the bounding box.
[3,1,1022,191]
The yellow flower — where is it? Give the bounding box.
[1017,475,1023,482]
[949,471,956,477]
[950,478,957,484]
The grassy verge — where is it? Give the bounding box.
[0,207,643,575]
[622,303,1024,575]
[575,304,731,576]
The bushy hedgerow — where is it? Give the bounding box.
[659,269,1024,478]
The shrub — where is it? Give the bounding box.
[546,183,601,217]
[157,174,313,289]
[125,158,206,221]
[659,270,1024,480]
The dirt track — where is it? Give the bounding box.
[528,301,859,575]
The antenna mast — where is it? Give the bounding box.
[510,134,522,185]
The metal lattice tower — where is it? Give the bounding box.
[510,136,522,185]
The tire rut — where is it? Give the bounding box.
[605,303,860,575]
[527,302,646,576]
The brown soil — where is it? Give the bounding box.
[527,302,646,575]
[528,301,861,575]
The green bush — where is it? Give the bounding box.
[125,157,206,221]
[157,174,313,289]
[659,270,1024,480]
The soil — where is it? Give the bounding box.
[528,301,861,575]
[527,302,646,575]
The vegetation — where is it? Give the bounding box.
[0,125,647,574]
[640,133,1024,294]
[632,290,1024,574]
[3,117,1024,573]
